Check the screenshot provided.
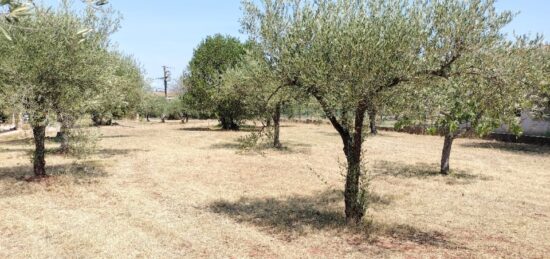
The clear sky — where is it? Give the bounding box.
[79,1,550,90]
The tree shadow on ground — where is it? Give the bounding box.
[0,162,108,182]
[0,148,30,154]
[371,161,492,185]
[209,190,462,250]
[0,136,67,148]
[0,162,109,197]
[209,140,312,155]
[0,136,144,160]
[100,134,133,139]
[461,141,550,155]
[95,148,146,158]
[179,125,265,133]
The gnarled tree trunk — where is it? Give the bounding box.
[33,124,47,178]
[272,103,282,148]
[312,91,369,224]
[342,106,368,224]
[440,133,455,175]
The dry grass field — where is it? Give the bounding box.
[0,120,549,258]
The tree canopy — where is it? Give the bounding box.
[184,34,248,129]
[241,0,546,223]
[0,0,135,177]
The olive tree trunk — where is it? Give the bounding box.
[32,124,47,178]
[313,93,369,224]
[440,134,455,175]
[272,103,282,148]
[342,107,368,223]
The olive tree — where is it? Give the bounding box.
[222,49,296,148]
[242,0,525,223]
[394,40,546,175]
[89,51,145,127]
[1,2,115,178]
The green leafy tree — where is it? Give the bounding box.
[0,1,116,178]
[139,92,167,122]
[185,34,247,130]
[393,41,546,175]
[242,0,532,223]
[89,51,146,127]
[222,48,305,148]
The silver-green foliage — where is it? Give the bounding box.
[241,0,542,223]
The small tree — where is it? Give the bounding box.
[392,40,546,175]
[139,91,165,122]
[89,52,145,127]
[222,49,304,148]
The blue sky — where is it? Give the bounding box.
[71,1,550,90]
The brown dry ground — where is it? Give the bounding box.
[0,120,549,258]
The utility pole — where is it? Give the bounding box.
[156,66,171,123]
[162,66,171,100]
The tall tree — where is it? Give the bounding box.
[241,0,529,223]
[185,34,247,130]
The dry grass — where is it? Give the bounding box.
[0,120,549,258]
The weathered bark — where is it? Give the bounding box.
[342,104,368,224]
[272,103,282,148]
[440,134,455,175]
[32,125,47,178]
[161,114,166,123]
[146,114,150,122]
[309,87,369,224]
[368,108,378,135]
